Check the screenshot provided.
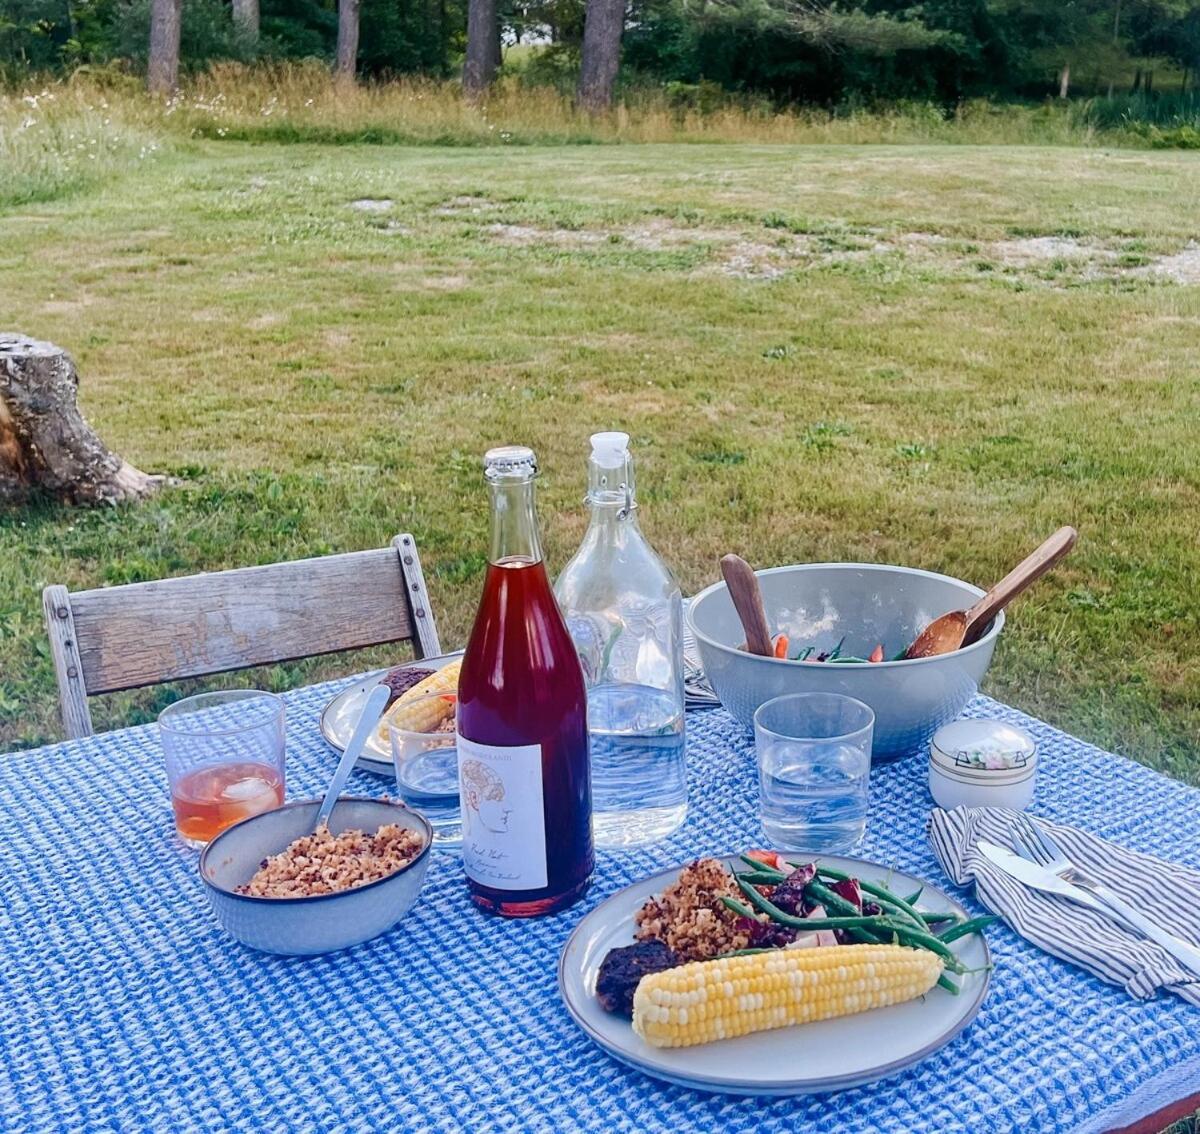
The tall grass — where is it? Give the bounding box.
[1075,91,1200,148]
[0,79,166,207]
[172,62,1122,147]
[3,61,1193,209]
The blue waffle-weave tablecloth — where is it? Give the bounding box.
[2,681,1198,1134]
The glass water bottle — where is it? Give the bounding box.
[456,445,594,916]
[555,432,687,848]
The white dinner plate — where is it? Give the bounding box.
[319,652,463,776]
[558,854,990,1095]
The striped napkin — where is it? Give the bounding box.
[928,806,1200,1005]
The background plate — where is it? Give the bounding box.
[320,652,463,776]
[559,853,989,1095]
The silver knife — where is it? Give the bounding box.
[978,839,1200,978]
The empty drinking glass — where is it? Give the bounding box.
[159,690,286,847]
[753,693,873,853]
[389,692,462,847]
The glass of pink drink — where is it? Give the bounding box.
[158,690,286,846]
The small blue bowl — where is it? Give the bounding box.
[199,797,432,956]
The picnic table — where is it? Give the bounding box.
[2,677,1198,1134]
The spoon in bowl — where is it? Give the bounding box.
[903,526,1078,659]
[720,553,776,657]
[313,681,393,833]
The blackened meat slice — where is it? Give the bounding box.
[380,666,436,709]
[597,942,678,1018]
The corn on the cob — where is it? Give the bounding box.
[632,943,943,1048]
[377,659,462,740]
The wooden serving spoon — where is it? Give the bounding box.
[720,553,775,657]
[904,526,1078,659]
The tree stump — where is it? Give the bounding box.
[0,334,162,506]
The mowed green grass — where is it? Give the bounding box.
[1,141,1199,779]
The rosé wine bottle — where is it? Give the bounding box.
[456,446,594,917]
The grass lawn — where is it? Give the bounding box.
[1,140,1198,779]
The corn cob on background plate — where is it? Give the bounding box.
[558,854,990,1095]
[320,652,464,776]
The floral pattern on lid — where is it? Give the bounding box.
[931,718,1037,777]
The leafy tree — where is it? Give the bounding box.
[359,0,456,73]
[3,0,1199,114]
[115,0,255,69]
[1,0,76,70]
[260,0,337,57]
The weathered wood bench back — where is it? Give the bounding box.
[42,533,441,739]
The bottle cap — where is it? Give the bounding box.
[484,445,537,481]
[590,431,630,470]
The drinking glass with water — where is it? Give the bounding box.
[753,693,873,853]
[389,692,463,848]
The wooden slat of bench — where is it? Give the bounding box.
[70,547,416,693]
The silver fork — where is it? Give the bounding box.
[1010,814,1200,977]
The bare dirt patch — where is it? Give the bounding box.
[475,218,1200,287]
[349,198,394,212]
[484,223,609,248]
[1140,242,1200,284]
[621,218,738,251]
[988,236,1108,266]
[434,195,495,215]
[484,217,795,277]
[897,231,950,245]
[714,240,795,280]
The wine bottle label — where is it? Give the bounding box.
[456,734,548,891]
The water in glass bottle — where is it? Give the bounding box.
[555,431,687,848]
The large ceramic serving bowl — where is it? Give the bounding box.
[199,798,432,955]
[687,563,1004,759]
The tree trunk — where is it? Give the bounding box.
[490,19,502,74]
[334,0,360,80]
[147,0,182,95]
[438,0,447,71]
[0,335,161,506]
[463,0,498,98]
[1058,62,1070,99]
[1112,0,1121,43]
[577,0,625,111]
[232,0,259,41]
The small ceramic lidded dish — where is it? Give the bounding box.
[928,719,1038,811]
